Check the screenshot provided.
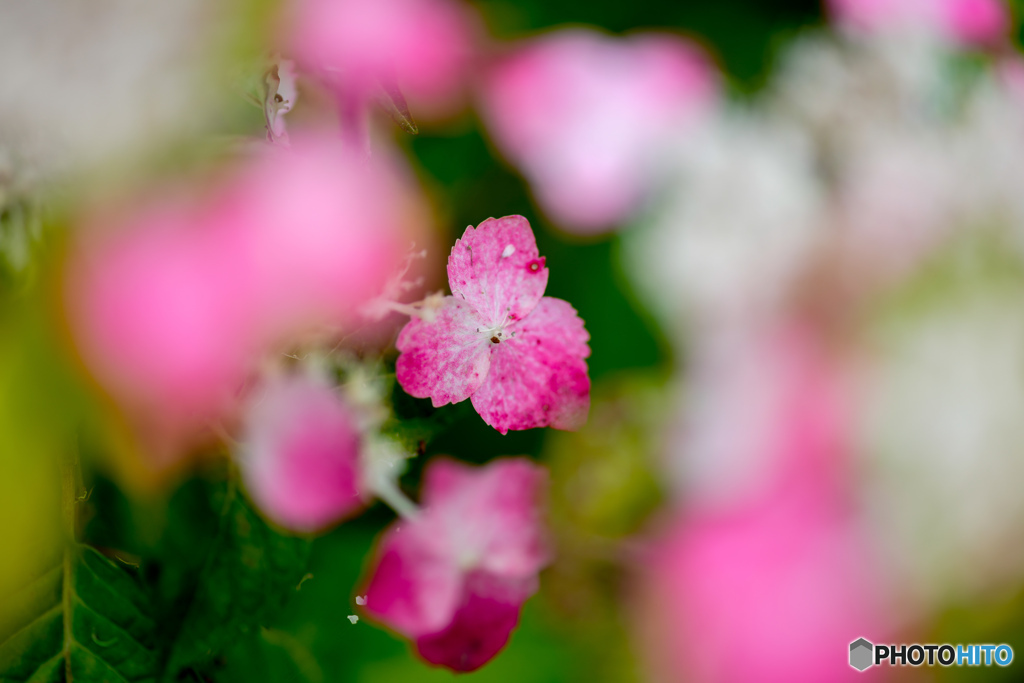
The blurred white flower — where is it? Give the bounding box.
[0,0,222,201]
[624,113,823,339]
[860,265,1024,606]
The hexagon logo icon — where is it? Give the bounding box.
[849,638,874,671]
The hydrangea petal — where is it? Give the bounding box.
[416,571,535,672]
[239,375,363,532]
[471,297,591,434]
[395,297,491,407]
[421,458,550,577]
[363,522,464,636]
[448,215,549,325]
[362,458,550,671]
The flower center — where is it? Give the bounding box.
[482,325,509,344]
[479,310,514,344]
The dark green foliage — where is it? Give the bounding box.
[1,476,310,683]
[0,546,158,683]
[160,480,311,682]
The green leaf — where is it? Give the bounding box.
[161,479,311,682]
[0,545,159,683]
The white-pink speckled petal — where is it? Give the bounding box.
[395,296,490,407]
[362,457,549,656]
[421,458,550,577]
[471,297,591,434]
[447,215,549,326]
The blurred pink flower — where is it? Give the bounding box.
[828,0,1010,46]
[67,139,419,451]
[395,215,590,434]
[480,29,716,233]
[638,501,891,682]
[239,373,364,532]
[363,457,550,672]
[636,327,893,682]
[945,0,1010,44]
[209,141,414,341]
[676,327,850,509]
[67,203,257,428]
[287,0,477,112]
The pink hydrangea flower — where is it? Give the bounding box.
[67,202,258,430]
[480,30,716,233]
[637,500,892,682]
[208,141,415,341]
[67,139,420,448]
[287,0,478,113]
[362,458,550,672]
[239,373,364,532]
[635,326,894,681]
[828,0,1010,46]
[395,215,590,434]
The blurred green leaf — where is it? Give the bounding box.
[161,479,312,682]
[0,545,159,682]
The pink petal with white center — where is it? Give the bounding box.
[416,571,536,672]
[470,297,591,434]
[362,458,550,671]
[448,215,549,325]
[239,374,363,532]
[395,296,491,407]
[421,458,550,577]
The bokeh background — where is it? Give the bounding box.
[8,0,1024,681]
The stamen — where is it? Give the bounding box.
[502,244,515,258]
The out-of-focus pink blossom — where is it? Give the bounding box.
[395,216,590,434]
[945,0,1010,44]
[637,500,891,682]
[636,327,892,682]
[68,203,257,429]
[674,326,850,510]
[288,0,477,112]
[67,139,421,453]
[363,458,550,672]
[209,141,415,341]
[480,29,716,233]
[828,0,1010,46]
[239,373,364,532]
